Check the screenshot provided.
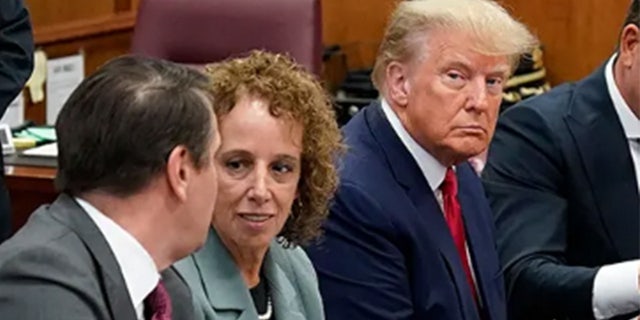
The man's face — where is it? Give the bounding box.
[390,29,510,166]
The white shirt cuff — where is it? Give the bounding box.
[593,260,640,319]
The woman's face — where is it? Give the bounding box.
[212,96,303,253]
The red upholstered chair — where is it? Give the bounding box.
[131,0,322,75]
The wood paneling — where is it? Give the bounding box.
[321,0,631,85]
[21,0,137,124]
[321,0,396,70]
[495,0,629,85]
[33,12,134,45]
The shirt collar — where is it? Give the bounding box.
[75,197,160,319]
[380,99,447,192]
[605,54,640,139]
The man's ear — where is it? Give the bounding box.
[619,24,640,68]
[166,145,191,202]
[386,61,411,107]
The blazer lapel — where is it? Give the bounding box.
[263,244,305,320]
[192,228,255,319]
[366,103,478,318]
[48,194,137,320]
[456,163,500,316]
[565,65,640,260]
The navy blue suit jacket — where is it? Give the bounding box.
[306,102,506,320]
[482,63,640,320]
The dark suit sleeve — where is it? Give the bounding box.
[482,106,598,319]
[0,246,109,319]
[0,0,34,112]
[306,182,413,319]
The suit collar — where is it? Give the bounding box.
[604,54,640,139]
[192,228,305,319]
[193,228,253,317]
[48,194,137,320]
[264,241,306,320]
[565,63,640,259]
[366,101,437,190]
[379,99,447,191]
[74,196,159,318]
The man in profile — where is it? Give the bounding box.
[305,0,536,319]
[483,0,640,319]
[0,55,220,320]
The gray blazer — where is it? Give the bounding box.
[0,194,193,320]
[174,228,324,320]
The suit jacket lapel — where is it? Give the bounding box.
[48,194,137,320]
[162,267,194,320]
[263,243,305,320]
[366,103,478,318]
[456,163,499,315]
[565,65,640,259]
[192,228,254,319]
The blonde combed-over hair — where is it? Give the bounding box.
[372,0,538,90]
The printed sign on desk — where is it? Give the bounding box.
[46,53,84,125]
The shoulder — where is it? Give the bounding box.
[499,81,581,133]
[0,209,92,273]
[0,217,106,316]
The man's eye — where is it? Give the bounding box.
[447,72,463,80]
[487,78,503,87]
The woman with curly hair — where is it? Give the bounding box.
[174,50,343,320]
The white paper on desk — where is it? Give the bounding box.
[46,53,84,125]
[22,142,57,158]
[1,93,24,127]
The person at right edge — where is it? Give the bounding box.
[482,0,640,319]
[0,0,34,242]
[305,0,536,319]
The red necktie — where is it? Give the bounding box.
[144,281,172,320]
[441,167,478,302]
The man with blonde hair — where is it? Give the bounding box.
[306,0,536,319]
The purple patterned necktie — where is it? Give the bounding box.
[144,281,172,320]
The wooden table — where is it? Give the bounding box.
[4,165,57,232]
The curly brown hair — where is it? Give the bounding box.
[204,50,344,247]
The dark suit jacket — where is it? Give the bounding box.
[0,0,34,242]
[482,63,640,320]
[0,194,194,319]
[306,102,506,320]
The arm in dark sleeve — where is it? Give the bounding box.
[0,0,34,111]
[482,106,597,319]
[305,182,413,319]
[0,246,109,319]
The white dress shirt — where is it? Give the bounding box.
[592,55,640,319]
[75,197,160,320]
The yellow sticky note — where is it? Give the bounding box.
[25,49,47,103]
